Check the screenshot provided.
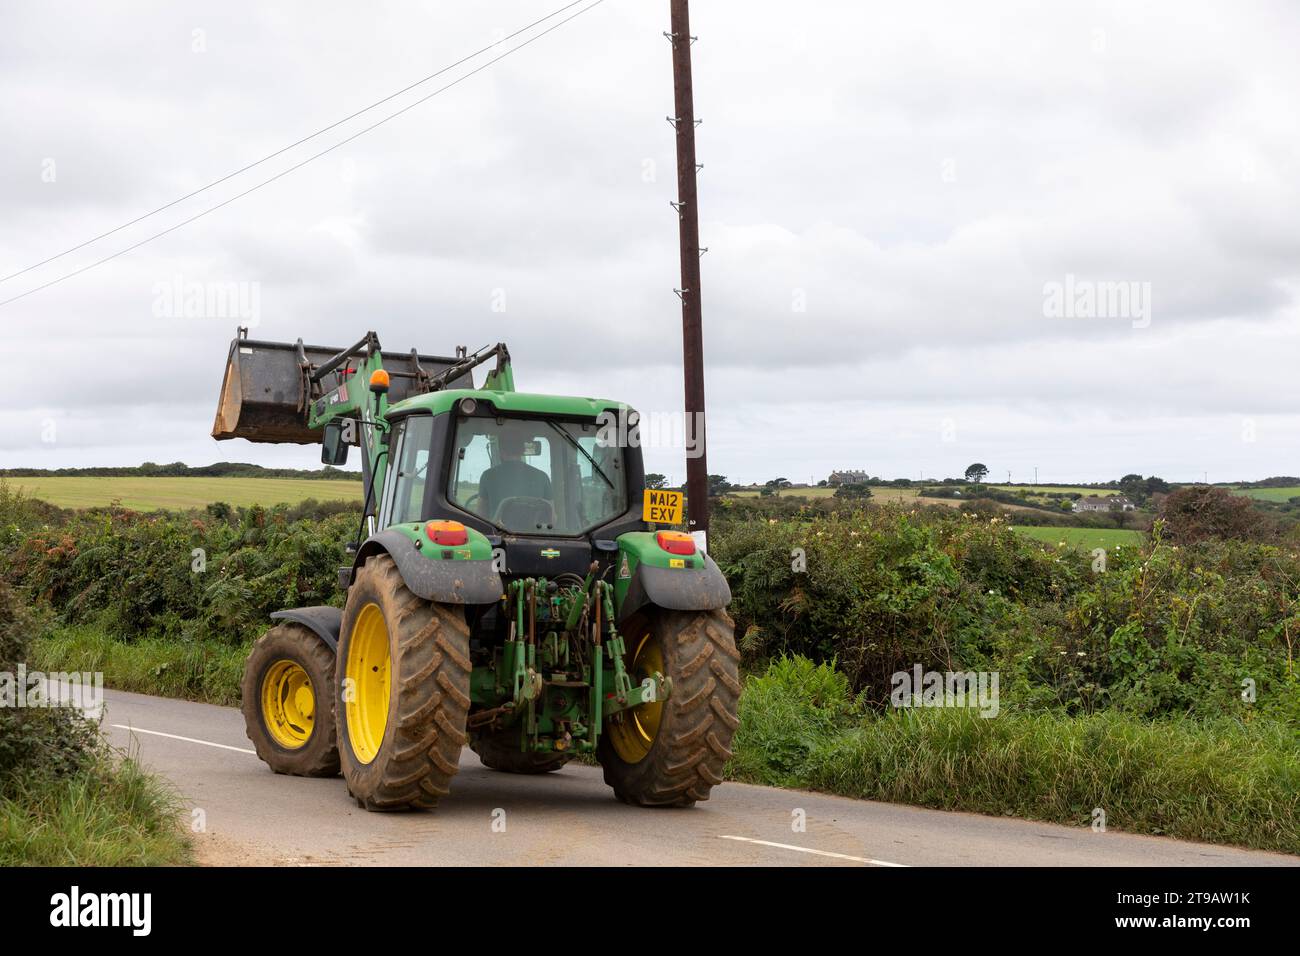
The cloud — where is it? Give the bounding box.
[1,0,1297,485]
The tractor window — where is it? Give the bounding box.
[448,415,626,535]
[451,432,494,507]
[576,435,624,528]
[390,416,433,525]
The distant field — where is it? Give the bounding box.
[1232,486,1300,503]
[732,487,841,499]
[7,476,362,511]
[1012,526,1144,550]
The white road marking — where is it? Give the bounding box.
[719,834,907,867]
[111,724,256,755]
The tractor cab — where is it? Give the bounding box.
[378,390,648,580]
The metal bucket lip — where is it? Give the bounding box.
[236,336,466,366]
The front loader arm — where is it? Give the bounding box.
[304,333,392,505]
[304,332,390,430]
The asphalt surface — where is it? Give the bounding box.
[98,687,1298,867]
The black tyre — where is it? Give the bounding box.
[470,727,573,774]
[241,622,341,777]
[598,608,740,807]
[336,554,471,811]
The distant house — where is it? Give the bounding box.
[828,469,870,486]
[1073,495,1136,513]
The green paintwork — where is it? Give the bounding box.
[616,531,687,569]
[612,531,703,612]
[388,387,628,421]
[304,347,394,500]
[466,577,666,755]
[385,521,495,561]
[483,362,515,392]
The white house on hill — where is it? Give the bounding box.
[1073,495,1136,513]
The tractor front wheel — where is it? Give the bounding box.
[241,622,340,776]
[598,608,740,807]
[336,555,471,810]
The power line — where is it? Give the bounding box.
[0,0,598,293]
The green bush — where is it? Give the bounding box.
[729,656,855,780]
[0,564,191,866]
[2,496,356,647]
[713,509,1300,724]
[0,580,97,789]
[713,510,1091,704]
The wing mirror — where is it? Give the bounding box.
[321,421,350,466]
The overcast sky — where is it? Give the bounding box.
[1,0,1296,485]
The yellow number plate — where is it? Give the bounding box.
[642,489,683,525]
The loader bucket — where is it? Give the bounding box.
[212,334,472,444]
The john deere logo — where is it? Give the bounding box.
[540,548,561,559]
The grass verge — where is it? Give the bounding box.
[0,749,192,866]
[32,626,246,706]
[731,656,1300,855]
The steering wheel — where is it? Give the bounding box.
[493,495,555,531]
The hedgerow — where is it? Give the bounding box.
[2,487,353,647]
[712,510,1300,725]
[4,481,1297,727]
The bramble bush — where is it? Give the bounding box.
[1,486,356,648]
[712,510,1090,702]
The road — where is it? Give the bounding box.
[100,687,1297,867]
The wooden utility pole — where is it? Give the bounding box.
[668,0,709,535]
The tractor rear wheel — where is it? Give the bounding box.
[597,608,740,807]
[336,555,471,811]
[470,728,573,774]
[241,622,340,776]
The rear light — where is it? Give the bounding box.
[656,530,696,556]
[425,520,468,546]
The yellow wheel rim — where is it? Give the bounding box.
[345,602,391,764]
[607,630,665,764]
[261,660,316,749]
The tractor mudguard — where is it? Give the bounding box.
[618,552,731,624]
[350,529,503,605]
[269,605,342,652]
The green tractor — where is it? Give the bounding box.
[212,329,739,809]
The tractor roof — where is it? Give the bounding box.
[389,388,629,419]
